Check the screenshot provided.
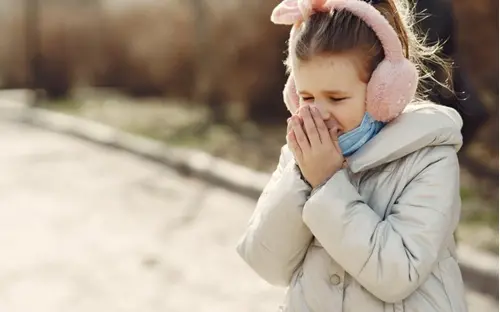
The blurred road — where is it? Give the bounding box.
[0,119,497,312]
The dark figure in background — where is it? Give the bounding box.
[413,0,489,149]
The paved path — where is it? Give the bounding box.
[0,120,497,312]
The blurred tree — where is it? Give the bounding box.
[413,0,490,149]
[190,0,226,125]
[25,0,41,105]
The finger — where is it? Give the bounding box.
[325,117,340,130]
[286,118,293,149]
[287,117,292,133]
[292,115,310,152]
[299,106,321,147]
[329,126,339,142]
[287,114,301,132]
[329,127,342,153]
[286,130,302,159]
[311,106,329,144]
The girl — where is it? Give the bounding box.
[237,0,467,311]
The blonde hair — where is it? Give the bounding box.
[286,0,453,101]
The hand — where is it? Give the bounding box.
[286,106,344,188]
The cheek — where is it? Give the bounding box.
[335,99,366,132]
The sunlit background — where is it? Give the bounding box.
[0,0,498,311]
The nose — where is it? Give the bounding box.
[310,102,330,120]
[310,102,340,131]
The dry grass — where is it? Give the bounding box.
[41,89,286,172]
[39,91,498,253]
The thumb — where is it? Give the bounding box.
[329,127,339,142]
[329,127,342,153]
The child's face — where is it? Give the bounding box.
[293,54,367,135]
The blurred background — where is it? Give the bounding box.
[0,0,498,310]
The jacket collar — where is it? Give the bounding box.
[347,103,463,173]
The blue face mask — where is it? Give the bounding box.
[338,112,385,157]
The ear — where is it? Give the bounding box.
[271,0,302,25]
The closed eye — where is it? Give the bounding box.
[301,96,314,102]
[329,97,348,102]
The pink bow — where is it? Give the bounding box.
[271,0,332,25]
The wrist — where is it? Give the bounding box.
[310,169,340,189]
[303,174,323,189]
[309,178,326,189]
[295,164,313,188]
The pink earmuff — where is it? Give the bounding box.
[272,0,418,122]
